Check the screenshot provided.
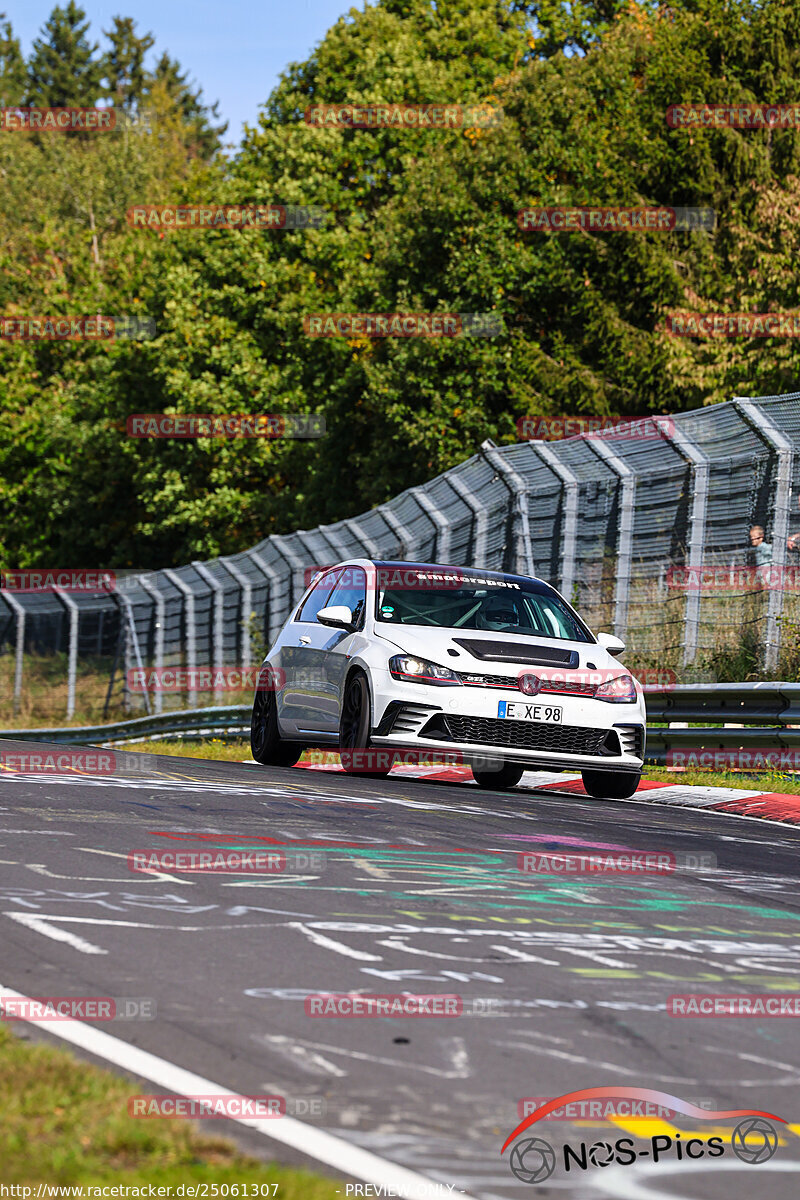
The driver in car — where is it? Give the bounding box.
[475,593,525,631]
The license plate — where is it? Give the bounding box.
[498,701,562,723]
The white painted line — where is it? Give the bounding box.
[0,982,473,1200]
[6,912,108,955]
[288,922,382,962]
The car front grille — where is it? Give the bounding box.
[421,714,616,756]
[460,673,599,696]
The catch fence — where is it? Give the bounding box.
[3,391,800,720]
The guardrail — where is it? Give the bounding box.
[2,684,800,767]
[643,682,800,764]
[0,706,251,746]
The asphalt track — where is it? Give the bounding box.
[2,738,800,1199]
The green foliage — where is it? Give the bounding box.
[4,0,800,569]
[102,16,154,110]
[0,11,25,105]
[26,2,105,107]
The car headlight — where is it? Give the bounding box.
[389,655,462,686]
[594,674,637,703]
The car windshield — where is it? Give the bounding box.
[374,568,592,642]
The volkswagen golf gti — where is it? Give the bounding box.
[250,560,646,796]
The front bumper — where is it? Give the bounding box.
[370,674,645,772]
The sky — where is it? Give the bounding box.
[8,0,360,145]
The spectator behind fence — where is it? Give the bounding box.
[788,493,800,551]
[750,525,772,585]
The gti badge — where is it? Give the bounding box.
[519,673,542,696]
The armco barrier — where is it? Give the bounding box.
[2,686,800,766]
[0,706,251,747]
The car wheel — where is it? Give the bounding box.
[581,768,642,799]
[250,684,303,767]
[339,671,392,778]
[471,762,524,790]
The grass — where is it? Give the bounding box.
[124,737,252,761]
[0,654,251,730]
[0,652,128,728]
[0,1024,339,1194]
[107,738,800,794]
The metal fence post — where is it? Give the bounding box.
[245,549,284,649]
[344,519,379,557]
[3,592,25,716]
[317,523,353,563]
[220,558,253,672]
[192,562,225,702]
[657,420,709,665]
[584,437,635,642]
[734,398,795,672]
[377,504,417,560]
[114,587,151,716]
[138,576,165,713]
[163,570,197,707]
[479,440,534,576]
[408,487,451,562]
[271,535,307,607]
[53,588,79,719]
[529,441,579,601]
[446,471,488,566]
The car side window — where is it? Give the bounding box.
[297,569,342,623]
[327,567,367,630]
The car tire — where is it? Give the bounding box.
[250,683,303,767]
[581,768,641,799]
[339,671,393,777]
[471,762,524,790]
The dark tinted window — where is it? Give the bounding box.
[297,568,342,622]
[327,567,367,630]
[375,569,591,642]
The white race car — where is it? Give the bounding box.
[250,560,646,796]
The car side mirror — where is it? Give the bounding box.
[317,605,354,631]
[597,632,626,657]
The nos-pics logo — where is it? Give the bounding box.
[501,1087,784,1184]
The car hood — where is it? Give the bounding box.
[373,625,629,677]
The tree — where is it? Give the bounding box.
[0,12,25,106]
[102,16,154,110]
[26,2,104,107]
[144,52,228,157]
